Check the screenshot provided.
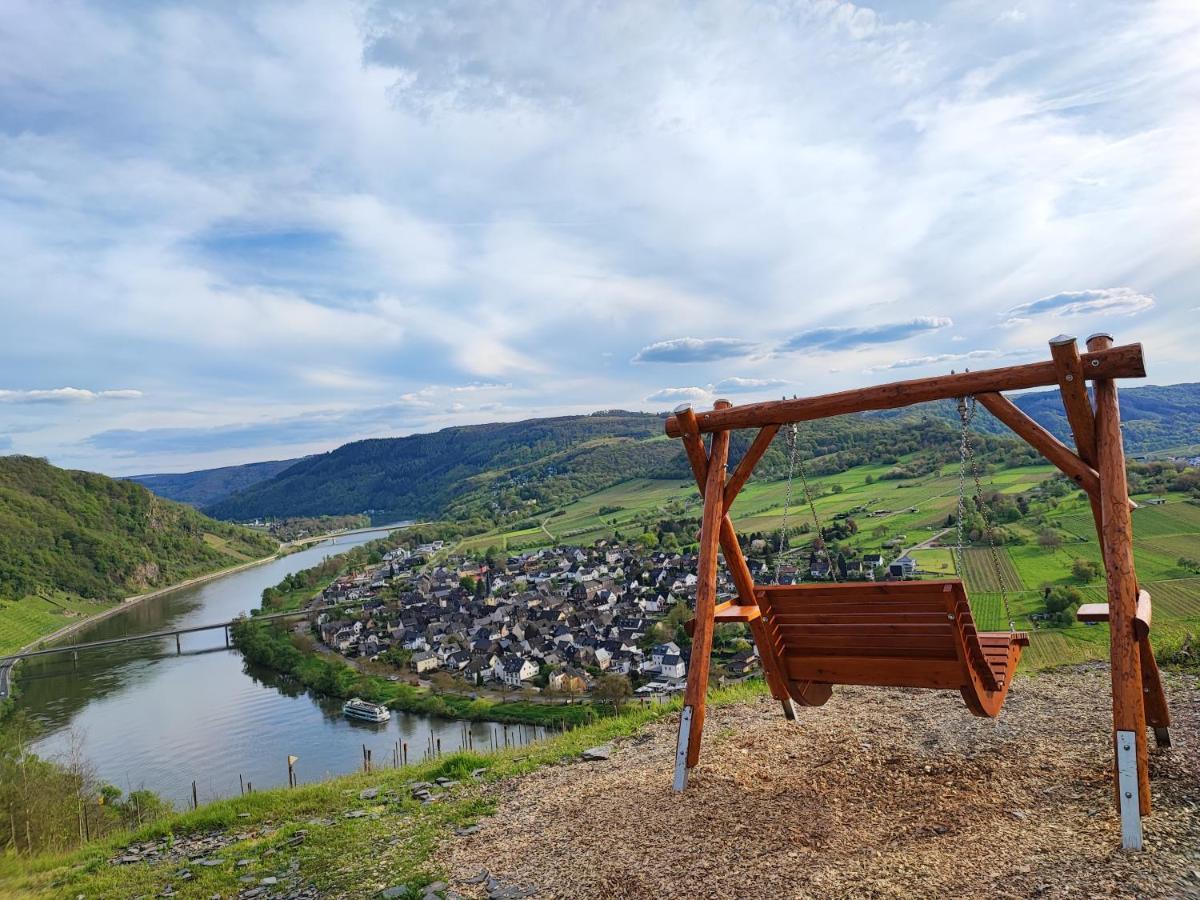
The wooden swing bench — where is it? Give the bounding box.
[695,581,1029,716]
[665,333,1170,851]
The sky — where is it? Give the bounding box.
[1,0,1197,476]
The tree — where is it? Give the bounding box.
[1071,558,1099,582]
[459,574,477,592]
[1037,528,1063,550]
[593,674,633,712]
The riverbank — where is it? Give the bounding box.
[1,551,289,701]
[5,667,1196,898]
[233,618,603,729]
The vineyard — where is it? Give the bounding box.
[959,546,1025,593]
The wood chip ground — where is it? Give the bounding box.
[436,665,1200,898]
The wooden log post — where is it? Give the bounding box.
[1050,335,1106,566]
[1089,332,1150,848]
[674,409,796,718]
[674,402,731,790]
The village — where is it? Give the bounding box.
[306,535,919,701]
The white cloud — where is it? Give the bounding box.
[633,338,758,364]
[0,0,1197,471]
[1003,288,1156,325]
[644,386,714,406]
[0,387,143,403]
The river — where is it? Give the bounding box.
[11,528,544,806]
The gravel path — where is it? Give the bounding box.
[437,665,1200,898]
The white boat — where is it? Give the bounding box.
[342,697,391,723]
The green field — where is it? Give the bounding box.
[454,459,1200,672]
[0,594,117,656]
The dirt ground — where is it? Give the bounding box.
[437,665,1200,899]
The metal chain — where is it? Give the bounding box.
[795,448,839,582]
[957,396,1015,632]
[775,425,798,583]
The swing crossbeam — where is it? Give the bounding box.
[667,333,1167,851]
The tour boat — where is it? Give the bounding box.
[342,697,391,723]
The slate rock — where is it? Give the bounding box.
[380,888,406,899]
[580,745,611,761]
[360,788,379,800]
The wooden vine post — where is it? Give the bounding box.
[661,334,1167,850]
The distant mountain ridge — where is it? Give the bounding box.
[136,383,1199,525]
[200,410,1033,524]
[126,457,306,507]
[884,382,1200,455]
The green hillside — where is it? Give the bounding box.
[0,456,278,654]
[204,411,1039,524]
[873,382,1200,454]
[126,457,305,507]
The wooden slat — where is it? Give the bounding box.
[665,343,1145,435]
[760,580,965,597]
[784,656,964,689]
[772,623,954,636]
[768,612,953,625]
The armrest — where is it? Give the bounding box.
[1075,590,1151,639]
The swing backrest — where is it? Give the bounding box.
[755,580,1023,699]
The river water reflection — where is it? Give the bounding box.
[14,529,544,806]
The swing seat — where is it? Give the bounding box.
[750,580,1028,717]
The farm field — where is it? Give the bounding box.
[0,593,116,656]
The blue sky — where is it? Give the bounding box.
[1,0,1197,476]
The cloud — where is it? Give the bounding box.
[0,387,143,404]
[644,386,713,405]
[778,317,954,353]
[713,377,789,393]
[632,338,757,364]
[1,1,1198,472]
[0,435,12,452]
[83,401,430,455]
[1003,288,1156,325]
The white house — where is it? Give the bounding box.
[659,654,686,680]
[494,655,539,687]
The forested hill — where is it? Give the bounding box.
[127,457,305,507]
[203,411,1034,525]
[1010,382,1200,453]
[878,382,1200,454]
[0,456,277,604]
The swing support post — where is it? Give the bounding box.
[1088,332,1150,847]
[663,332,1165,851]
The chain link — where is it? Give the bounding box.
[775,424,839,583]
[775,425,797,583]
[795,446,839,583]
[957,397,1015,632]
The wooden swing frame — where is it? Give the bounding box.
[665,333,1170,849]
